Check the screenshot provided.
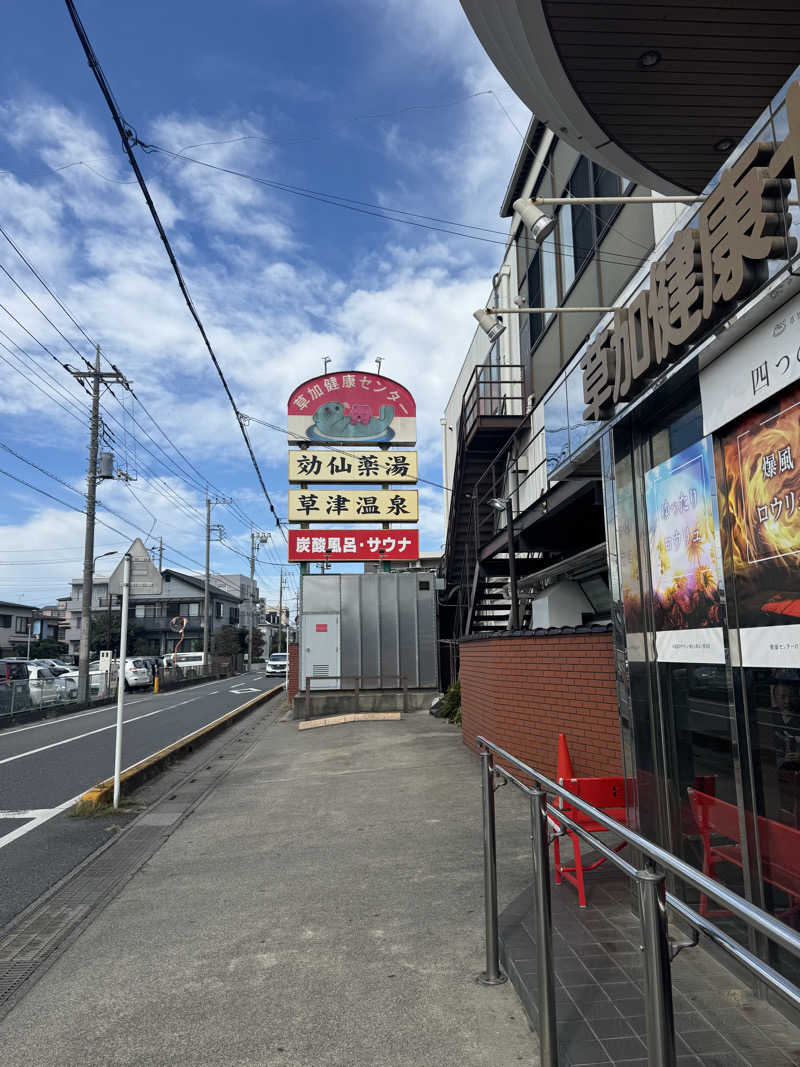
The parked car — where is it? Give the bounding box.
[61,668,110,701]
[124,658,152,690]
[266,652,288,677]
[162,652,206,670]
[26,664,69,707]
[0,658,30,683]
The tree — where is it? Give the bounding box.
[248,628,264,660]
[89,612,147,655]
[214,625,246,658]
[30,638,69,659]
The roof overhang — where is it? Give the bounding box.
[459,1,800,194]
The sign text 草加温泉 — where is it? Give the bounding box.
[287,372,416,445]
[288,489,418,523]
[288,449,417,483]
[581,82,800,422]
[288,529,419,562]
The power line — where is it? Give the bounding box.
[65,0,285,535]
[142,143,646,270]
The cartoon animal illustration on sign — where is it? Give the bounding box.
[307,400,396,441]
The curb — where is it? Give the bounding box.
[298,711,403,730]
[79,684,283,807]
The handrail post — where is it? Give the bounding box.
[530,787,558,1065]
[637,868,676,1067]
[477,750,507,985]
[305,676,310,720]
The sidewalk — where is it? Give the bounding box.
[0,708,538,1066]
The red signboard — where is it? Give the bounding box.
[316,623,328,632]
[288,528,419,562]
[287,372,416,445]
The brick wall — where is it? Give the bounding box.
[459,631,621,780]
[287,643,299,703]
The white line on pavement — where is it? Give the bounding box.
[0,695,205,767]
[0,793,84,850]
[0,673,237,738]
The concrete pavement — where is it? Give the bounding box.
[0,706,539,1066]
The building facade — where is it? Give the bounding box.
[445,19,800,1008]
[64,539,244,656]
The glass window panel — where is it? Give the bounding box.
[569,158,594,275]
[565,364,596,456]
[558,207,575,294]
[544,378,569,472]
[135,605,145,618]
[528,252,543,347]
[541,229,557,327]
[592,164,619,235]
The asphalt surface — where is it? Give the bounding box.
[0,708,538,1066]
[0,672,281,928]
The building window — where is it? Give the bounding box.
[568,157,594,276]
[188,602,200,617]
[527,251,544,349]
[0,614,11,628]
[229,607,240,625]
[592,163,620,236]
[15,617,29,634]
[135,605,145,618]
[215,602,223,619]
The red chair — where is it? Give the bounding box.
[688,788,800,926]
[550,734,628,907]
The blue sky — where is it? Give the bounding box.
[0,0,528,607]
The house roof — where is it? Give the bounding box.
[161,570,242,603]
[0,601,36,612]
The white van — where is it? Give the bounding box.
[163,651,207,670]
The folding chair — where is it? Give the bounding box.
[550,734,628,907]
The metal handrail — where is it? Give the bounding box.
[475,736,800,1067]
[479,736,800,962]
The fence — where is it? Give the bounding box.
[303,674,408,720]
[0,663,223,725]
[476,736,800,1067]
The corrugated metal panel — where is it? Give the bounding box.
[416,575,438,688]
[378,574,400,687]
[339,574,361,689]
[359,572,381,685]
[398,573,419,688]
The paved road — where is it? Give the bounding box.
[0,672,282,927]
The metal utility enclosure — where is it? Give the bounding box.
[299,572,438,691]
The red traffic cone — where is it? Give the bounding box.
[557,732,575,783]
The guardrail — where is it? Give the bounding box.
[304,674,408,720]
[476,736,800,1067]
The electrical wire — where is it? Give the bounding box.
[64,0,285,536]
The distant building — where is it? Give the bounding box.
[63,538,244,657]
[0,601,37,656]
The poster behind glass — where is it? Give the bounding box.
[644,436,724,664]
[718,382,800,668]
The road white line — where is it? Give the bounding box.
[0,809,52,819]
[0,793,84,850]
[0,695,205,766]
[0,674,244,738]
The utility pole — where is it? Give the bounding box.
[70,345,127,704]
[158,536,163,573]
[249,530,270,670]
[278,569,284,653]
[204,492,229,665]
[113,553,131,809]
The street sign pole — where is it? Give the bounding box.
[113,553,131,809]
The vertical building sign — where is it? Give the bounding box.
[644,437,725,664]
[718,383,800,667]
[287,372,419,563]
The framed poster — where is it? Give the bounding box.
[644,436,725,664]
[719,383,800,667]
